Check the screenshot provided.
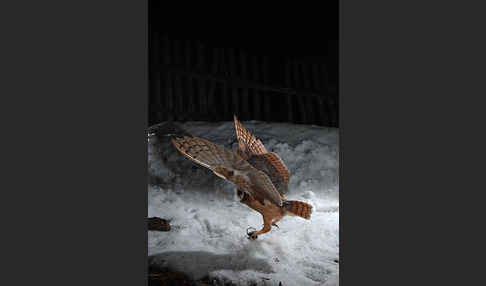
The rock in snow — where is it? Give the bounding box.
[148,217,171,232]
[148,120,339,286]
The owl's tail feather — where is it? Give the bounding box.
[283,200,312,220]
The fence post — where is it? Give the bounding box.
[293,61,307,124]
[317,96,330,126]
[187,76,195,119]
[208,81,217,121]
[197,78,207,119]
[302,62,311,90]
[312,62,322,92]
[301,62,315,124]
[185,39,192,70]
[285,61,294,123]
[229,48,237,77]
[217,48,229,120]
[229,48,239,117]
[152,32,160,66]
[173,74,184,121]
[262,55,270,122]
[251,55,261,120]
[240,50,249,119]
[173,39,181,66]
[162,35,170,66]
[165,72,174,121]
[153,71,163,123]
[196,41,205,72]
[209,48,221,120]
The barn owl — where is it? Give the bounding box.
[171,115,312,240]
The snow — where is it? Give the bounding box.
[148,120,339,285]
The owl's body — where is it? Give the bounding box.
[171,116,312,240]
[246,154,290,198]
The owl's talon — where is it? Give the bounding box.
[246,226,256,236]
[247,231,258,240]
[272,223,279,229]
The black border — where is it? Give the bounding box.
[341,1,486,285]
[3,1,147,285]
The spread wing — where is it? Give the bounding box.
[172,136,282,207]
[247,152,291,197]
[234,115,292,191]
[257,152,291,184]
[171,136,251,175]
[234,115,268,158]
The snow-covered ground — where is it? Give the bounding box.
[148,120,339,286]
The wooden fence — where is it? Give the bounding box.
[149,33,338,127]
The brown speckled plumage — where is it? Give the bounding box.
[170,116,312,240]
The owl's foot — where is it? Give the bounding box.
[247,231,258,240]
[272,222,279,229]
[246,227,258,240]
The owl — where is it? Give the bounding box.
[171,115,312,240]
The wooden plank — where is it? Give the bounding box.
[222,81,229,120]
[311,62,321,91]
[219,48,229,76]
[210,47,221,120]
[262,55,271,122]
[286,94,294,123]
[152,32,160,65]
[239,50,247,80]
[231,87,239,118]
[187,75,195,117]
[211,47,220,74]
[165,72,174,121]
[228,48,238,117]
[241,87,249,120]
[301,62,314,124]
[157,63,325,99]
[185,39,192,69]
[292,61,307,124]
[293,60,301,89]
[251,55,260,82]
[329,94,338,127]
[207,80,216,119]
[195,41,205,72]
[305,96,315,125]
[251,55,261,120]
[285,61,293,123]
[228,48,237,77]
[305,63,315,123]
[173,39,181,66]
[317,96,330,126]
[153,71,163,122]
[162,35,171,65]
[301,62,311,90]
[197,78,207,117]
[285,61,291,87]
[173,74,184,120]
[239,50,248,119]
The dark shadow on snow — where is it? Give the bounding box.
[149,250,274,280]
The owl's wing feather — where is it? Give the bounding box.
[247,171,283,207]
[234,115,268,158]
[172,136,282,207]
[172,136,251,175]
[255,152,291,183]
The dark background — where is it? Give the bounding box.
[149,0,338,127]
